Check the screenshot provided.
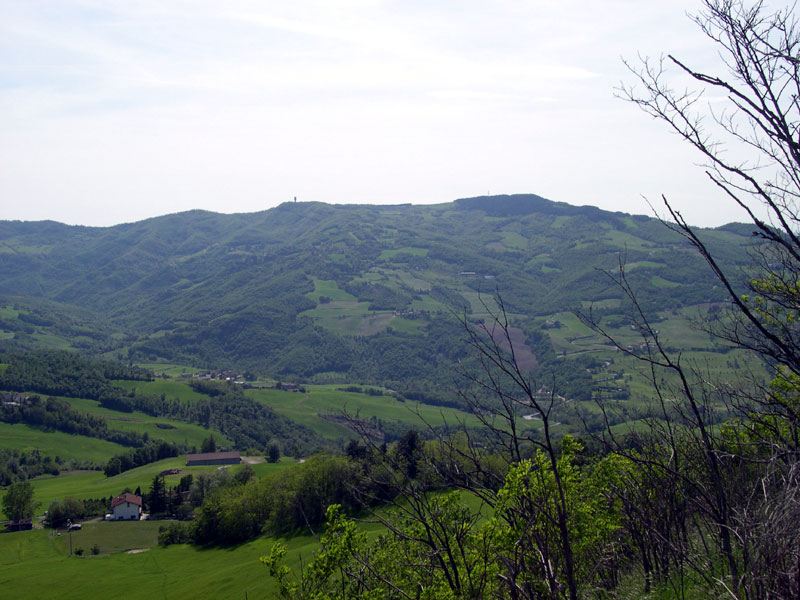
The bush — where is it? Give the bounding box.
[47,497,84,528]
[158,521,195,546]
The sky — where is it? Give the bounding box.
[0,0,764,227]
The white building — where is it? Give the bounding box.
[111,493,142,520]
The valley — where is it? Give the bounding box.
[0,195,779,598]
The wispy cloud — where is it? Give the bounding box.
[1,0,735,227]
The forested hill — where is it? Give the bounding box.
[0,194,753,396]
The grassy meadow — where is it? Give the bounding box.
[111,379,211,403]
[2,456,295,513]
[0,524,318,599]
[247,384,484,440]
[0,422,127,463]
[59,395,231,448]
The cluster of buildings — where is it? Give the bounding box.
[1,392,30,406]
[180,369,244,383]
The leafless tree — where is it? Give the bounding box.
[589,1,800,597]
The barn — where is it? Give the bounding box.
[186,450,241,466]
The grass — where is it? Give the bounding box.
[0,305,21,318]
[59,395,231,448]
[650,275,682,288]
[246,385,483,440]
[11,457,270,512]
[602,229,654,251]
[3,457,296,522]
[136,363,202,377]
[306,278,357,302]
[580,299,621,310]
[0,422,127,463]
[379,247,428,260]
[51,520,166,556]
[501,231,528,250]
[111,379,210,403]
[625,260,666,270]
[0,484,483,599]
[391,269,432,292]
[410,295,447,312]
[462,291,500,316]
[0,525,320,599]
[387,317,425,334]
[299,301,403,336]
[31,332,72,350]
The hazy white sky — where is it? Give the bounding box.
[0,1,763,227]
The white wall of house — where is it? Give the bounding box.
[113,502,140,520]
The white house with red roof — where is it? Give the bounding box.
[111,493,142,520]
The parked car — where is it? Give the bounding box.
[68,523,82,531]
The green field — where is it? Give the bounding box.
[4,456,293,513]
[0,525,318,599]
[387,317,425,334]
[60,396,231,448]
[0,305,21,318]
[378,246,428,260]
[247,385,483,440]
[135,363,202,377]
[500,231,528,250]
[111,379,210,403]
[0,422,127,463]
[52,519,166,556]
[649,275,682,288]
[306,278,357,302]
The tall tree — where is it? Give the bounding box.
[2,481,37,521]
[201,434,217,453]
[148,475,167,514]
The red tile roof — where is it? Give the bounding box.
[111,493,142,509]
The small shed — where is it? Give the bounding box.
[6,519,33,531]
[111,493,142,520]
[186,451,241,466]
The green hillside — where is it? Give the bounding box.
[0,195,754,405]
[0,524,314,599]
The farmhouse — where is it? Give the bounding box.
[186,450,241,466]
[1,392,29,405]
[111,493,142,520]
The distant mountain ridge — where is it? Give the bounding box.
[0,194,754,399]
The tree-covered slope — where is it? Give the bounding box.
[0,194,754,393]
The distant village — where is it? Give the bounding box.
[179,369,305,393]
[180,369,244,384]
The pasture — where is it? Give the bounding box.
[247,385,484,440]
[0,422,126,463]
[111,379,210,403]
[135,363,202,377]
[0,525,316,599]
[6,456,292,513]
[59,395,230,448]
